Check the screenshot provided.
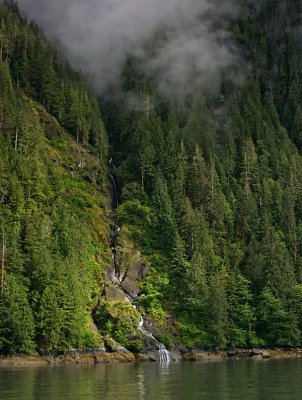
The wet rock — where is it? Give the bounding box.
[44,349,136,365]
[136,351,158,362]
[170,349,182,361]
[105,285,132,303]
[104,336,131,354]
[104,265,115,282]
[140,334,159,352]
[115,228,150,289]
[94,352,135,363]
[0,353,49,367]
[177,344,190,354]
[127,253,150,281]
[123,255,149,297]
[120,277,140,299]
[252,348,263,356]
[252,354,263,360]
[251,349,270,359]
[261,350,270,359]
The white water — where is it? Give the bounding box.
[109,173,119,207]
[109,157,117,171]
[158,343,172,364]
[109,157,172,363]
[138,318,172,363]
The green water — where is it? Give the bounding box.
[1,359,302,399]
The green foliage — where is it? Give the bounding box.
[0,4,109,354]
[4,1,302,353]
[103,0,302,350]
[140,266,169,325]
[0,275,35,353]
[257,287,300,347]
[227,274,255,347]
[93,301,143,352]
[177,322,208,349]
[154,333,173,350]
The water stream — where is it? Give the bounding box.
[108,157,172,363]
[158,343,172,363]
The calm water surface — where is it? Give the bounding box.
[1,359,302,400]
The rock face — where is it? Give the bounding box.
[114,228,150,290]
[105,285,132,303]
[104,337,130,353]
[120,277,140,300]
[118,252,150,299]
[104,226,150,302]
[117,251,150,298]
[126,253,150,282]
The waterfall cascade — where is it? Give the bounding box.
[109,174,119,208]
[138,317,172,363]
[158,343,172,363]
[108,157,172,363]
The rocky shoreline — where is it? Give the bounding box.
[2,348,302,367]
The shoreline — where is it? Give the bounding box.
[2,348,302,367]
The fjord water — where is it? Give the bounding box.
[1,359,302,400]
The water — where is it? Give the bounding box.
[1,359,302,400]
[109,174,119,207]
[158,344,172,363]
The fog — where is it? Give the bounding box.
[18,0,237,96]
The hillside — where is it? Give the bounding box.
[103,0,302,349]
[0,2,112,353]
[2,0,302,356]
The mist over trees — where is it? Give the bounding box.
[1,0,302,353]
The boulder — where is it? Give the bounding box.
[261,350,270,359]
[104,336,131,354]
[120,277,140,299]
[170,349,182,361]
[252,354,263,360]
[252,348,263,356]
[104,265,115,282]
[105,285,132,303]
[127,253,150,281]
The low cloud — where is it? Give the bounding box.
[18,0,237,97]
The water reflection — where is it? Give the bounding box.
[1,359,302,400]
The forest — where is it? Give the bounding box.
[2,0,302,354]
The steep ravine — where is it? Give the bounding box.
[103,158,172,363]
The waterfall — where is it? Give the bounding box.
[108,155,172,363]
[109,157,117,171]
[110,220,119,282]
[158,343,172,364]
[108,155,120,281]
[138,317,172,363]
[109,173,119,207]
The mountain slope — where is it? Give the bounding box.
[0,2,111,353]
[102,0,302,349]
[3,0,302,355]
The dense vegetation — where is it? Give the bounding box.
[2,0,302,354]
[0,1,109,353]
[105,0,302,349]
